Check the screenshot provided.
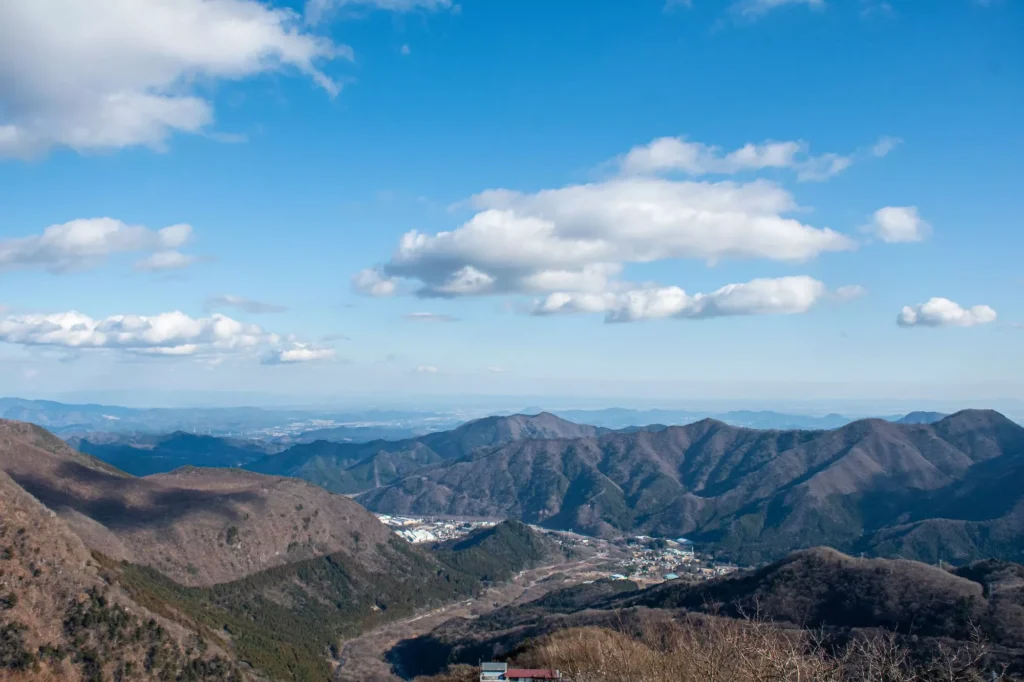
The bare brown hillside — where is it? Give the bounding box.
[0,419,392,586]
[0,467,243,681]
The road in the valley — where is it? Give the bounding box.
[331,548,615,681]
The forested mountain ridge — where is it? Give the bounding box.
[244,411,605,494]
[360,410,1024,564]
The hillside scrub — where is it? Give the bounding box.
[509,617,1010,682]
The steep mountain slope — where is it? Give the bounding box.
[1,420,567,681]
[0,465,243,681]
[0,419,396,586]
[360,410,1024,563]
[245,412,606,494]
[69,431,276,476]
[623,547,985,635]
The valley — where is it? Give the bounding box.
[4,407,1024,680]
[333,537,620,681]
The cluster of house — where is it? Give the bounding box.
[480,662,561,681]
[375,514,498,544]
[613,536,738,583]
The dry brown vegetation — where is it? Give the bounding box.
[0,419,396,586]
[0,466,240,681]
[506,616,1009,682]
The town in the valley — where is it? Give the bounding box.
[375,513,739,585]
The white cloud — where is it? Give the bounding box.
[0,309,332,362]
[415,365,438,373]
[835,284,868,300]
[0,310,263,355]
[0,0,346,158]
[898,298,997,328]
[863,206,932,243]
[206,295,288,314]
[731,0,826,19]
[401,44,412,56]
[486,366,506,373]
[618,135,895,182]
[352,267,399,297]
[305,0,450,24]
[794,153,853,181]
[262,344,336,364]
[431,266,497,296]
[0,218,196,274]
[534,276,829,323]
[404,312,459,322]
[134,251,200,272]
[619,137,805,176]
[871,136,902,157]
[377,176,853,298]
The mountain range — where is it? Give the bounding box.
[68,408,960,488]
[55,407,1024,566]
[357,409,1024,565]
[6,410,1024,679]
[244,412,606,494]
[0,418,561,681]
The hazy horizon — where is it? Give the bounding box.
[5,390,1023,422]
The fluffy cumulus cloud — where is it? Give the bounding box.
[534,276,830,323]
[0,311,262,355]
[863,206,932,243]
[0,218,196,274]
[897,298,997,328]
[206,295,288,314]
[370,175,853,299]
[0,0,346,158]
[352,267,399,296]
[0,309,333,362]
[352,134,912,326]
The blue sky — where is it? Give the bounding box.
[0,0,1021,407]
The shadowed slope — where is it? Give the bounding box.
[0,419,394,586]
